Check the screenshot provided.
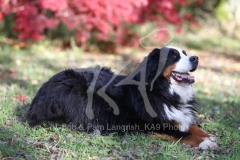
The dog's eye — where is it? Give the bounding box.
[173,55,178,59]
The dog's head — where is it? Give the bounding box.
[145,46,199,85]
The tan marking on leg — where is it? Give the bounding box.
[152,133,205,147]
[181,135,205,147]
[188,125,210,138]
[152,133,178,142]
[151,125,212,148]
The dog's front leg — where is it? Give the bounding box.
[183,125,218,150]
[153,125,218,150]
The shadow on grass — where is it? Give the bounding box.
[0,59,61,93]
[0,126,36,159]
[196,88,240,123]
[15,103,30,123]
[194,95,240,158]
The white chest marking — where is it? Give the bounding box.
[166,78,195,131]
[164,105,195,132]
[169,77,194,104]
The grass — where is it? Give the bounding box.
[0,31,240,159]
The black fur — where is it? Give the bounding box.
[26,48,196,138]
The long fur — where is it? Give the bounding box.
[26,48,197,139]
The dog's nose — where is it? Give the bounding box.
[189,56,199,62]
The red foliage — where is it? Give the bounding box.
[0,12,3,21]
[39,0,68,11]
[0,0,199,47]
[12,3,59,40]
[16,94,26,102]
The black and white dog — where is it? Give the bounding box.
[26,46,218,150]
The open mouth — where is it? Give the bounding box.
[171,71,195,84]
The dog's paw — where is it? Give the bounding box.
[199,137,218,150]
[208,136,218,142]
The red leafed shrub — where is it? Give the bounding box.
[39,0,67,11]
[0,0,200,49]
[16,94,26,102]
[13,3,59,40]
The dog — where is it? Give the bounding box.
[26,46,218,150]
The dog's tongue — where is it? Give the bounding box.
[181,73,194,81]
[172,72,195,83]
[181,73,195,83]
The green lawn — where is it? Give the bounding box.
[0,36,240,159]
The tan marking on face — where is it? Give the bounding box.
[163,64,176,81]
[173,50,179,54]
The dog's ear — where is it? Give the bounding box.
[145,48,161,84]
[131,48,168,87]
